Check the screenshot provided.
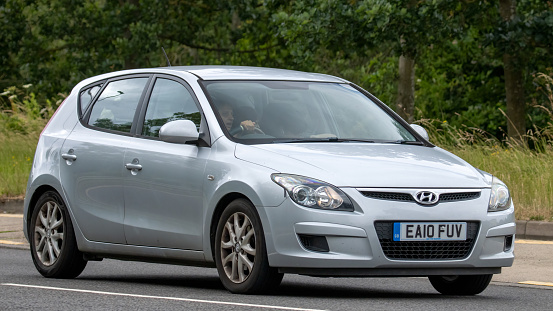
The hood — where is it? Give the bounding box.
[234,143,490,188]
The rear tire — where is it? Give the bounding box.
[429,274,493,295]
[30,191,87,278]
[215,198,283,294]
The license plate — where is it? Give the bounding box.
[393,222,467,241]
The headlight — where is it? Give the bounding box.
[271,174,354,211]
[488,177,511,212]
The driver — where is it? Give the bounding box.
[216,101,260,137]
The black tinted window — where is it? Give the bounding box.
[142,78,200,138]
[88,78,148,133]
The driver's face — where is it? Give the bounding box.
[219,105,234,130]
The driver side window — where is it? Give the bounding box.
[142,78,201,138]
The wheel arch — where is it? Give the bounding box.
[209,192,251,261]
[25,182,64,238]
[25,175,90,253]
[203,174,285,263]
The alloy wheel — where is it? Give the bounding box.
[34,201,64,266]
[220,212,256,283]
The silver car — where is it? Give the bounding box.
[24,66,514,295]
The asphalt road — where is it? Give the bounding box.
[1,247,552,311]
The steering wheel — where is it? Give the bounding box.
[229,125,265,136]
[252,127,265,135]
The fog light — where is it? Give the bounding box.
[504,235,514,252]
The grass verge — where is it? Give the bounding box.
[0,132,40,198]
[445,144,553,221]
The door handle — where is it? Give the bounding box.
[62,149,77,165]
[125,163,142,170]
[61,154,77,161]
[125,158,142,172]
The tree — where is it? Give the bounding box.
[0,0,26,91]
[499,0,524,139]
[493,0,553,139]
[274,0,463,122]
[8,0,291,99]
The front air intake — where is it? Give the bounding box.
[504,235,514,252]
[298,234,330,253]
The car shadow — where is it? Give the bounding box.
[76,274,494,300]
[276,280,439,299]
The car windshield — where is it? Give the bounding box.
[203,81,417,144]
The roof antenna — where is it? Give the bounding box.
[162,47,172,67]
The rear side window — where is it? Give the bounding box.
[88,78,148,133]
[79,83,103,117]
[142,78,200,138]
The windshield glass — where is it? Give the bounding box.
[203,81,416,144]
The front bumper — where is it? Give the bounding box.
[262,188,515,274]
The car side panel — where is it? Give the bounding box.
[123,139,209,250]
[23,92,80,241]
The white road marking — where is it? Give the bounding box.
[0,214,23,218]
[1,283,326,311]
[0,240,25,245]
[518,281,553,287]
[515,240,553,245]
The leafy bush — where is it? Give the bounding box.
[0,85,63,135]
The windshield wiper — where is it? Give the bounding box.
[335,138,376,143]
[392,140,424,145]
[272,138,375,144]
[272,138,336,143]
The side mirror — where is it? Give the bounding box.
[410,124,430,141]
[159,120,199,144]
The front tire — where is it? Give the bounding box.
[30,191,87,278]
[429,274,493,295]
[215,199,283,294]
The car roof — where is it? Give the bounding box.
[166,65,347,83]
[74,66,349,91]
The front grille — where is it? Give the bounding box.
[374,221,479,260]
[361,192,414,202]
[439,192,481,202]
[360,191,481,204]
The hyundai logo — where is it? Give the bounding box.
[414,191,439,205]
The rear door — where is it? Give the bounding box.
[60,76,150,244]
[123,74,209,250]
